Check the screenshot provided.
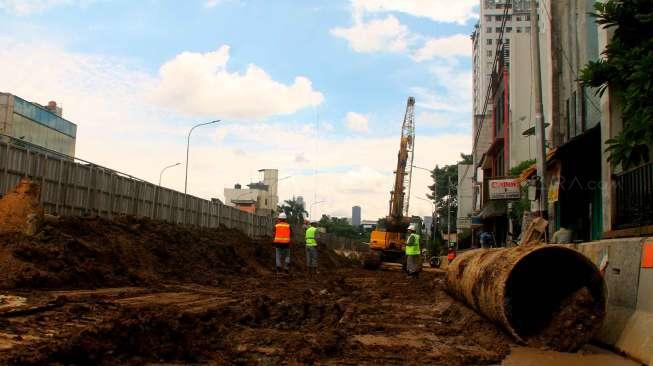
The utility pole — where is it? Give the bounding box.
[447,175,452,246]
[531,0,548,216]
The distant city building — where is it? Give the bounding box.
[351,206,361,226]
[0,92,77,157]
[422,216,433,236]
[296,196,304,208]
[224,169,279,216]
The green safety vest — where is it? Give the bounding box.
[405,233,420,256]
[305,226,318,246]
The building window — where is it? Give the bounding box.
[487,27,492,33]
[516,27,522,33]
[487,39,493,45]
[487,50,493,57]
[516,16,521,21]
[505,38,510,44]
[497,38,502,44]
[526,15,531,21]
[506,27,512,32]
[495,15,502,21]
[525,26,531,33]
[496,27,502,32]
[496,149,505,177]
[485,15,493,21]
[506,15,512,21]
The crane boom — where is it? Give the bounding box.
[387,96,415,228]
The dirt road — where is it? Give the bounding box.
[0,264,517,365]
[0,216,638,365]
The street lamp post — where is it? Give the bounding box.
[159,162,181,186]
[309,200,326,220]
[155,162,180,219]
[183,120,221,224]
[184,120,221,195]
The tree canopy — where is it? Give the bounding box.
[580,0,653,168]
[278,198,307,225]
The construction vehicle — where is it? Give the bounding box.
[363,97,415,269]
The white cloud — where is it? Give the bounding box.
[151,45,324,120]
[345,112,369,132]
[412,34,471,62]
[351,0,478,25]
[330,15,411,53]
[0,0,93,15]
[0,37,469,220]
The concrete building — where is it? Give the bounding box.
[471,0,534,219]
[224,169,279,216]
[351,206,361,227]
[0,92,77,157]
[456,163,474,230]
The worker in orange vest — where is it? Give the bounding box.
[273,212,292,274]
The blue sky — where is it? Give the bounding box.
[0,0,477,219]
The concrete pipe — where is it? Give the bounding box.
[446,245,606,351]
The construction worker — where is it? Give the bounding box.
[405,223,421,278]
[273,212,292,274]
[305,221,319,276]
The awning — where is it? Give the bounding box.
[479,200,507,219]
[516,148,558,183]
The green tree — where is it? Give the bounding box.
[318,215,362,239]
[278,198,307,226]
[580,0,653,168]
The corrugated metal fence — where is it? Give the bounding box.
[0,137,273,238]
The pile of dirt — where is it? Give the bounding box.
[0,179,43,235]
[529,287,605,351]
[0,215,352,290]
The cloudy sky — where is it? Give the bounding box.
[0,0,475,220]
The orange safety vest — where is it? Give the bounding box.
[273,222,291,245]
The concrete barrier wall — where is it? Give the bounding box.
[574,237,653,365]
[0,139,273,239]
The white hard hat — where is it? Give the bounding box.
[407,223,416,231]
[278,212,287,219]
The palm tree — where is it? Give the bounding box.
[279,198,307,226]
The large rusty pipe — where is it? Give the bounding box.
[446,245,606,351]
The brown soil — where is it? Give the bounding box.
[0,216,514,365]
[529,287,605,351]
[0,178,43,235]
[0,215,350,289]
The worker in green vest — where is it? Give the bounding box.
[405,223,421,278]
[305,221,319,276]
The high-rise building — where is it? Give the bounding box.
[471,0,533,212]
[0,92,77,157]
[351,206,361,227]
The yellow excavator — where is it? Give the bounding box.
[364,97,416,269]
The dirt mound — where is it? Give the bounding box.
[0,215,351,290]
[0,178,43,235]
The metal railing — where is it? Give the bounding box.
[614,162,653,229]
[0,134,273,238]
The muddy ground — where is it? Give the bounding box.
[0,216,515,365]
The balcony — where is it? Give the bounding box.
[614,162,653,229]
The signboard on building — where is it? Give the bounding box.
[548,162,561,203]
[457,217,472,229]
[489,178,521,200]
